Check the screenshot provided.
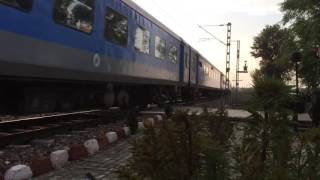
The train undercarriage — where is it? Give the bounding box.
[0,77,212,115]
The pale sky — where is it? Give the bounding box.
[132,0,284,87]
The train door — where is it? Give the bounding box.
[190,50,197,86]
[183,45,191,85]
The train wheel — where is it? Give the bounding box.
[117,89,129,109]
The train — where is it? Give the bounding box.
[0,0,226,114]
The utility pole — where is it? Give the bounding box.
[225,23,232,91]
[233,40,248,106]
[235,40,240,105]
[291,51,302,130]
[198,22,232,106]
[224,23,232,106]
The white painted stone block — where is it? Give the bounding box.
[4,165,32,180]
[138,122,144,129]
[146,117,155,125]
[123,127,130,136]
[155,115,163,121]
[106,132,118,143]
[84,139,99,155]
[50,150,69,169]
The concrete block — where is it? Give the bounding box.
[68,144,88,161]
[123,127,130,136]
[30,156,53,176]
[4,165,32,180]
[155,115,163,121]
[84,139,99,155]
[138,122,144,129]
[97,136,109,150]
[50,150,69,169]
[106,132,118,143]
[115,128,125,139]
[144,117,154,127]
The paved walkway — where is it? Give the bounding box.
[37,138,133,180]
[174,106,312,122]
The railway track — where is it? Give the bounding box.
[0,98,312,149]
[0,97,212,148]
[0,108,125,148]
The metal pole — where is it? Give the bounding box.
[291,51,302,131]
[235,40,240,106]
[197,23,232,106]
[225,23,232,106]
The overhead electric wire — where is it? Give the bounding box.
[149,0,227,47]
[143,0,228,74]
[149,0,186,34]
[198,25,227,46]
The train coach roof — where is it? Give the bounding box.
[121,0,181,40]
[199,55,222,74]
[122,0,224,76]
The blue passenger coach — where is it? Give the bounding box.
[0,0,224,114]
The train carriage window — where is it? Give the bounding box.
[169,45,178,64]
[155,36,166,59]
[53,0,94,34]
[134,27,150,54]
[0,0,33,12]
[105,7,128,47]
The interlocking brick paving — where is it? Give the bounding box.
[36,138,134,180]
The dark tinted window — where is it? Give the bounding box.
[0,0,33,12]
[53,0,95,34]
[155,36,166,59]
[169,45,178,63]
[134,26,150,54]
[105,7,128,47]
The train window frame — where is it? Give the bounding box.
[134,26,150,54]
[105,7,129,47]
[168,45,178,64]
[53,0,95,34]
[0,0,33,12]
[155,36,166,60]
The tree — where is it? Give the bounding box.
[251,25,296,79]
[235,24,296,180]
[281,0,320,89]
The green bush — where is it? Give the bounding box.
[118,109,234,180]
